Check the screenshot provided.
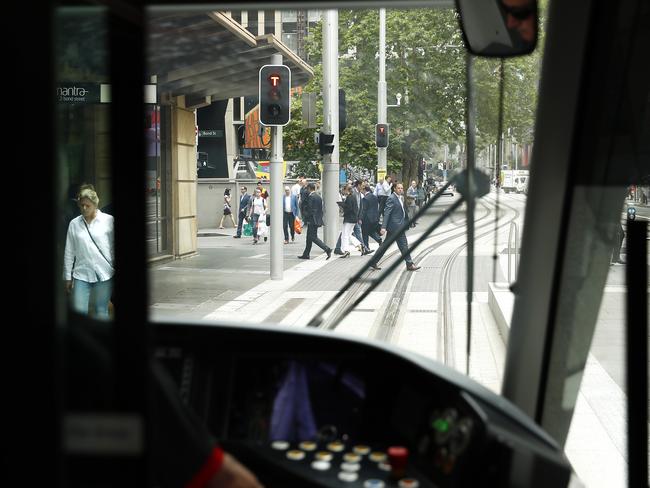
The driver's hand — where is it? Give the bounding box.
[207,452,264,488]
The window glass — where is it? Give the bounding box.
[56,6,114,322]
[143,6,638,487]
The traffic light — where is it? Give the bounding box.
[259,64,291,126]
[376,123,389,148]
[319,132,335,156]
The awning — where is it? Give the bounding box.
[147,10,314,102]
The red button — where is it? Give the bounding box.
[388,446,409,471]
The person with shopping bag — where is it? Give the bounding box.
[247,188,267,245]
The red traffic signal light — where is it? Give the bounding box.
[376,123,389,148]
[259,65,291,126]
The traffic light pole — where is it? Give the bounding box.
[269,53,283,280]
[322,10,340,247]
[377,8,387,177]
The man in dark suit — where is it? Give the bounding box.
[369,182,420,271]
[360,183,383,254]
[299,176,310,218]
[233,186,252,238]
[298,183,332,260]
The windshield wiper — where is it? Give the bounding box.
[307,170,489,329]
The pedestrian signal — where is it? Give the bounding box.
[259,65,291,126]
[376,123,389,148]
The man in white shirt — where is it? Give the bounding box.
[291,175,303,198]
[377,175,392,218]
[283,186,299,243]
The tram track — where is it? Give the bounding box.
[370,195,521,369]
[317,198,492,331]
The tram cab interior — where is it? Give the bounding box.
[8,0,648,487]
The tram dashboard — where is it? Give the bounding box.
[155,322,572,488]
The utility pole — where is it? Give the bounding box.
[322,10,339,246]
[269,53,283,280]
[378,8,387,179]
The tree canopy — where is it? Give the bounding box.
[283,7,544,182]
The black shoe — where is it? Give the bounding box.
[333,249,344,255]
[298,255,310,260]
[233,235,241,238]
[406,263,421,271]
[369,264,381,271]
[264,237,268,242]
[326,249,332,260]
[340,251,350,258]
[365,249,375,255]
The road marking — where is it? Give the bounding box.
[250,254,267,259]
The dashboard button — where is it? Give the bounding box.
[398,478,420,488]
[271,440,289,450]
[315,451,333,462]
[286,450,306,461]
[338,471,359,482]
[364,479,386,488]
[340,462,361,472]
[311,460,331,471]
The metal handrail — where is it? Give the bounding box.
[507,221,519,283]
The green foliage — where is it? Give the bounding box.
[283,7,544,179]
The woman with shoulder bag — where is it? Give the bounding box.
[63,186,115,319]
[219,188,236,229]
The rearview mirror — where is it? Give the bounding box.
[455,0,538,57]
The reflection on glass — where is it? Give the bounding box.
[457,0,537,56]
[55,6,113,321]
[63,185,115,320]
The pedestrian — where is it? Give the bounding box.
[417,183,425,211]
[377,175,392,218]
[299,177,311,219]
[291,175,303,199]
[63,186,115,319]
[333,180,366,255]
[369,182,421,272]
[283,185,299,244]
[360,183,382,254]
[256,181,269,200]
[611,221,625,265]
[247,188,267,245]
[233,186,252,238]
[339,183,360,258]
[219,188,236,229]
[407,180,418,228]
[298,182,332,260]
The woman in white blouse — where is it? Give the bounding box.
[63,186,115,319]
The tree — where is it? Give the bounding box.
[283,7,544,182]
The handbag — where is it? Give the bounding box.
[294,216,302,235]
[257,219,268,237]
[243,222,253,236]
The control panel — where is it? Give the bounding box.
[155,324,572,488]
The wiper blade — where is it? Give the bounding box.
[307,176,460,328]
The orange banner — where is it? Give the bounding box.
[244,105,271,149]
